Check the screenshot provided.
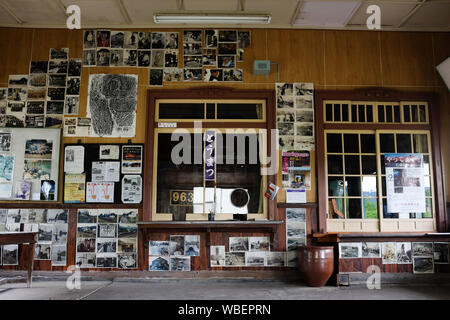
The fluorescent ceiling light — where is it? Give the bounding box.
[154,13,271,24]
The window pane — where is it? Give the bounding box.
[424,176,431,196]
[419,105,427,122]
[351,104,358,122]
[386,105,393,122]
[378,105,385,122]
[326,133,342,153]
[383,198,398,218]
[382,176,386,196]
[345,177,361,196]
[344,134,359,153]
[413,134,428,153]
[380,134,395,153]
[328,198,344,219]
[159,103,204,119]
[394,105,401,122]
[327,155,343,174]
[358,105,365,122]
[342,104,349,122]
[328,177,344,196]
[217,103,262,119]
[361,134,375,153]
[325,104,333,121]
[380,155,386,174]
[411,105,418,122]
[396,134,412,153]
[362,176,377,196]
[366,105,373,122]
[206,103,215,119]
[363,198,378,219]
[334,104,341,121]
[362,156,377,175]
[423,155,430,175]
[404,105,411,122]
[424,198,432,218]
[345,155,360,174]
[346,199,362,219]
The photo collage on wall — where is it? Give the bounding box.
[82,29,250,86]
[0,208,68,266]
[148,235,200,271]
[339,241,449,274]
[276,82,315,151]
[0,48,82,129]
[0,132,14,199]
[76,209,138,269]
[64,144,143,204]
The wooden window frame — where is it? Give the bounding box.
[143,87,276,222]
[316,88,447,233]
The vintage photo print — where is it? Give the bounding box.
[49,48,68,60]
[117,209,137,224]
[203,69,223,82]
[76,253,96,268]
[83,30,96,48]
[123,31,138,49]
[76,238,96,253]
[184,56,202,68]
[296,110,314,123]
[51,245,67,266]
[183,69,202,82]
[279,136,294,149]
[96,48,111,67]
[96,254,117,268]
[97,238,117,253]
[225,252,245,267]
[149,256,170,271]
[277,95,294,109]
[47,87,65,101]
[78,209,97,224]
[413,257,434,274]
[97,223,117,238]
[286,222,306,239]
[118,238,137,253]
[294,83,314,96]
[183,30,202,43]
[118,224,138,238]
[83,49,96,66]
[229,237,248,252]
[210,246,225,267]
[48,60,68,74]
[46,101,64,114]
[433,242,449,264]
[165,32,179,49]
[30,61,49,74]
[24,139,53,159]
[5,223,20,232]
[286,208,306,222]
[278,123,294,136]
[164,50,178,67]
[151,50,165,68]
[238,31,251,49]
[118,253,137,269]
[0,132,11,152]
[277,83,294,96]
[98,210,117,223]
[382,242,397,264]
[29,74,47,87]
[138,50,151,67]
[111,31,124,48]
[38,223,53,243]
[249,237,270,251]
[45,115,63,128]
[412,242,434,257]
[8,87,27,102]
[218,43,237,55]
[66,77,81,95]
[163,68,183,82]
[184,235,200,256]
[287,237,306,251]
[169,235,185,256]
[2,244,18,265]
[170,256,191,271]
[149,69,163,86]
[218,55,235,68]
[205,30,218,47]
[362,242,381,258]
[296,124,314,137]
[96,30,111,47]
[149,241,170,256]
[396,242,412,264]
[52,224,68,245]
[266,252,286,267]
[123,49,137,66]
[223,69,243,82]
[64,96,79,115]
[8,75,28,87]
[29,209,47,223]
[218,30,237,42]
[151,32,165,49]
[23,223,38,232]
[183,43,202,56]
[245,251,266,267]
[77,224,97,238]
[110,50,124,67]
[35,243,51,260]
[295,95,313,109]
[339,242,362,259]
[68,59,82,77]
[137,32,150,49]
[202,50,217,66]
[27,87,46,100]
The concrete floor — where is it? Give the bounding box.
[1,279,450,300]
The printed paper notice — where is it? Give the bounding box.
[64,173,86,203]
[64,145,84,174]
[86,182,114,203]
[286,188,306,203]
[92,161,120,182]
[121,175,142,204]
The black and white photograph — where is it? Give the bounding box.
[225,252,245,267]
[433,242,449,264]
[48,74,66,87]
[184,56,202,68]
[52,224,68,245]
[218,55,235,68]
[183,69,202,82]
[149,240,170,256]
[46,101,64,114]
[97,238,117,253]
[151,32,165,49]
[118,253,137,269]
[97,223,117,238]
[219,30,237,42]
[118,210,137,223]
[164,50,178,67]
[296,110,314,123]
[202,49,217,66]
[382,242,397,264]
[6,209,27,223]
[30,61,49,74]
[7,101,25,113]
[27,87,46,100]
[51,245,67,266]
[149,256,169,271]
[121,175,142,204]
[66,77,81,95]
[278,122,294,136]
[38,223,53,242]
[223,69,243,82]
[77,224,97,238]
[5,223,20,232]
[294,83,314,96]
[47,87,65,101]
[68,59,82,77]
[0,133,11,152]
[123,49,137,66]
[183,43,202,55]
[339,242,362,258]
[26,115,45,128]
[287,238,306,251]
[277,83,294,96]
[184,235,200,256]
[28,74,47,87]
[296,124,314,137]
[170,256,191,271]
[96,30,111,48]
[277,95,294,109]
[137,32,150,49]
[76,238,96,253]
[8,87,27,101]
[76,253,96,268]
[266,252,286,267]
[96,255,117,268]
[286,222,306,239]
[151,50,165,68]
[295,95,313,109]
[118,238,137,253]
[286,208,306,222]
[47,209,68,223]
[149,69,163,86]
[396,242,412,264]
[97,48,110,67]
[138,50,151,67]
[123,31,138,49]
[64,96,79,115]
[279,136,295,149]
[29,209,47,223]
[8,75,28,86]
[48,60,68,74]
[165,32,179,49]
[183,30,202,43]
[83,30,96,48]
[2,244,18,265]
[238,31,251,49]
[83,49,96,66]
[205,29,218,47]
[203,69,223,82]
[229,237,248,252]
[169,235,185,256]
[249,237,270,251]
[412,242,434,257]
[210,246,225,267]
[111,31,124,48]
[413,257,434,273]
[163,68,183,82]
[35,243,51,260]
[49,48,68,60]
[218,43,237,55]
[118,224,137,238]
[362,242,381,258]
[78,209,97,223]
[245,251,266,267]
[45,115,63,128]
[98,211,117,223]
[0,88,6,100]
[110,49,124,66]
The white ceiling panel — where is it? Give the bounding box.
[404,2,450,28]
[61,0,127,25]
[4,0,65,24]
[348,2,417,27]
[123,0,179,24]
[245,0,299,25]
[293,1,361,27]
[183,0,240,11]
[0,5,19,24]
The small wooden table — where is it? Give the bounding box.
[0,232,38,288]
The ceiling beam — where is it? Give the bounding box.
[397,0,427,28]
[117,0,132,25]
[290,0,303,26]
[55,0,67,16]
[0,0,23,24]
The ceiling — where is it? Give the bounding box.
[0,0,448,31]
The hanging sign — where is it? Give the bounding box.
[204,130,215,181]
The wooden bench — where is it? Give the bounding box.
[0,232,38,288]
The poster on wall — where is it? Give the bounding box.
[281,150,311,190]
[385,153,425,213]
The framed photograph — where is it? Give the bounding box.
[339,242,362,259]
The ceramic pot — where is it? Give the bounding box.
[297,246,334,287]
